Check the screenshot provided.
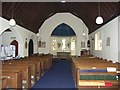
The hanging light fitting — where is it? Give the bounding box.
[9,2,16,27]
[96,0,103,24]
[9,18,16,27]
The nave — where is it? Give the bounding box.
[1,54,120,90]
[31,59,75,89]
[1,1,120,90]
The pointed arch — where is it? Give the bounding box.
[106,37,110,46]
[51,23,76,37]
[10,40,18,57]
[28,39,34,56]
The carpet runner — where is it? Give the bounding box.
[31,59,76,90]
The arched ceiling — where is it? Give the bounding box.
[2,2,120,34]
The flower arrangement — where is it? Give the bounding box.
[57,42,61,48]
[67,42,71,48]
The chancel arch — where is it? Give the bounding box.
[38,13,89,56]
[50,23,76,57]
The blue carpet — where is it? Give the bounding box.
[31,59,76,90]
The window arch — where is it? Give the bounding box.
[106,37,110,46]
[51,23,76,36]
[95,32,102,50]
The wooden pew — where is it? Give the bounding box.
[1,53,53,88]
[27,53,53,75]
[23,57,41,78]
[72,57,120,89]
[2,65,31,88]
[2,70,22,89]
[24,56,44,75]
[40,54,53,71]
[0,76,7,89]
[3,60,38,83]
[76,68,119,88]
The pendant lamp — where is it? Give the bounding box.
[9,2,16,27]
[96,1,103,24]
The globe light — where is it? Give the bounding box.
[96,16,103,24]
[9,18,16,27]
[61,0,66,3]
[37,33,40,36]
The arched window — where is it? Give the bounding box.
[95,32,102,50]
[87,40,90,47]
[106,37,110,46]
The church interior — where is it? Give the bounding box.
[0,0,120,90]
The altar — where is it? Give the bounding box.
[57,52,71,59]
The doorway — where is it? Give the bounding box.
[28,39,34,56]
[10,40,18,57]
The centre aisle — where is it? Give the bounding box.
[31,59,76,89]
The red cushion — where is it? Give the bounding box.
[105,81,112,86]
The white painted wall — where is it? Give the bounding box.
[0,17,10,59]
[38,13,89,56]
[0,17,38,58]
[89,17,119,63]
[14,25,38,57]
[118,15,120,62]
[0,17,10,35]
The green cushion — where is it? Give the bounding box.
[80,75,117,80]
[105,75,116,80]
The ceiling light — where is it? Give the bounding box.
[9,18,16,27]
[96,16,103,24]
[96,0,103,24]
[37,33,39,36]
[61,0,66,3]
[9,3,16,27]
